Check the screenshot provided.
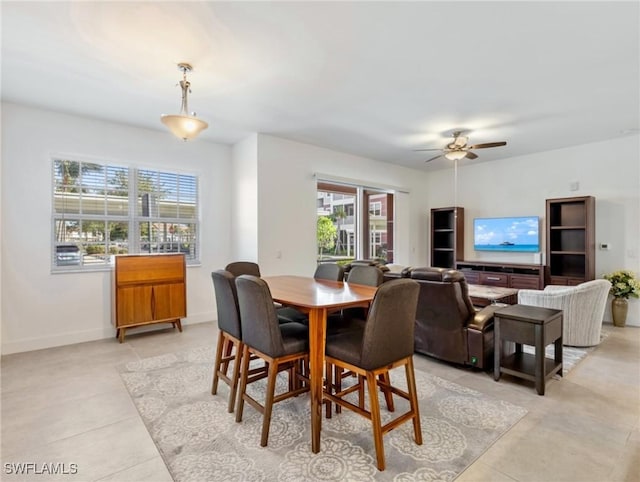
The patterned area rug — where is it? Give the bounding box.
[119,346,527,481]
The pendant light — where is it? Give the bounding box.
[161,63,208,141]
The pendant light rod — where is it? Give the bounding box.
[161,62,208,141]
[177,63,192,116]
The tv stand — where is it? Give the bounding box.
[456,260,544,290]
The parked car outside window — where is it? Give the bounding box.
[55,244,81,266]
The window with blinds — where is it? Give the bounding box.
[52,159,199,271]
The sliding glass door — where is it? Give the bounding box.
[316,182,394,264]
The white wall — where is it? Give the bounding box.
[3,102,637,354]
[425,135,640,325]
[254,134,431,276]
[1,103,232,354]
[230,134,259,262]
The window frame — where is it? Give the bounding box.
[316,181,394,264]
[51,157,200,272]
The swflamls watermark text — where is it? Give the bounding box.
[4,462,78,475]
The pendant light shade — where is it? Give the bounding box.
[161,63,208,141]
[161,114,208,140]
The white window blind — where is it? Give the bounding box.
[52,159,199,271]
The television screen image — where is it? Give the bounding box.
[474,216,540,252]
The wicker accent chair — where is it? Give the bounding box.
[324,279,422,471]
[518,279,611,347]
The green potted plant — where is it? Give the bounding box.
[603,270,640,327]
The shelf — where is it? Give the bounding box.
[545,196,595,285]
[550,225,586,230]
[550,251,586,255]
[499,352,562,382]
[431,207,463,269]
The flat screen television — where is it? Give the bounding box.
[473,216,540,252]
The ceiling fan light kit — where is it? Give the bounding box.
[444,150,468,161]
[160,63,208,141]
[416,130,507,163]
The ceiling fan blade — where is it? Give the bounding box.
[424,154,444,163]
[414,148,442,152]
[467,141,507,149]
[466,151,478,159]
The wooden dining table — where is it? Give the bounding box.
[263,275,378,453]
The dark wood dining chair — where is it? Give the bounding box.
[314,263,345,282]
[326,264,387,417]
[324,278,422,471]
[225,261,261,277]
[210,270,268,413]
[234,275,310,447]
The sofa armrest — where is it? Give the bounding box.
[468,304,501,331]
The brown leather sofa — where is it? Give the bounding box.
[343,259,389,280]
[408,267,501,369]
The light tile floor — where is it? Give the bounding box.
[1,322,638,481]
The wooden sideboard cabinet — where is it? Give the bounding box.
[113,254,186,343]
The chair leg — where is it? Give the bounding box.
[211,331,226,395]
[220,336,234,373]
[261,360,279,447]
[378,371,395,412]
[235,345,252,423]
[334,365,343,414]
[358,375,366,410]
[227,341,243,413]
[366,371,385,471]
[325,361,333,419]
[405,357,423,445]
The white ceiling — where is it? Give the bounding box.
[2,1,638,170]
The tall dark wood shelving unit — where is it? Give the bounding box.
[545,196,595,285]
[430,207,464,268]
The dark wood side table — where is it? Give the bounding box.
[494,304,563,395]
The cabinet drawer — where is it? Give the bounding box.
[461,271,480,284]
[116,254,185,285]
[548,276,584,286]
[480,272,509,287]
[510,275,541,290]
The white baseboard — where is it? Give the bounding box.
[1,311,215,355]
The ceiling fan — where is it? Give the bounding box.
[415,131,507,163]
